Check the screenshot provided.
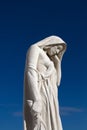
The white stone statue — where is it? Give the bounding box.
[23,36,66,130]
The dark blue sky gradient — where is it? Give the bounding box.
[0,0,87,130]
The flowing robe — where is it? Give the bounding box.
[23,44,63,130]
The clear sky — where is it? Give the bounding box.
[0,0,87,130]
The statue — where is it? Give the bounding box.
[23,36,66,130]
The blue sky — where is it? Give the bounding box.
[0,0,87,130]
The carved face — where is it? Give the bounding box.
[47,45,63,56]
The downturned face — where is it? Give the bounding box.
[47,45,63,56]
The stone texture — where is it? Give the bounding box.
[23,36,66,130]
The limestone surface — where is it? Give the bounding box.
[23,36,66,130]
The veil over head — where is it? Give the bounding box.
[35,35,67,61]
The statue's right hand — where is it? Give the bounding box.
[27,100,42,114]
[27,100,42,130]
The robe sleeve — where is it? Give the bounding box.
[55,56,61,86]
[56,44,66,86]
[51,44,66,87]
[25,45,42,113]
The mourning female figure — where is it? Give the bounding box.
[23,36,66,130]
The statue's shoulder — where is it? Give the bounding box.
[29,44,39,50]
[27,44,40,55]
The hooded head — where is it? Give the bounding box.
[35,35,67,61]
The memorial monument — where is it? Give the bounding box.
[23,36,66,130]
